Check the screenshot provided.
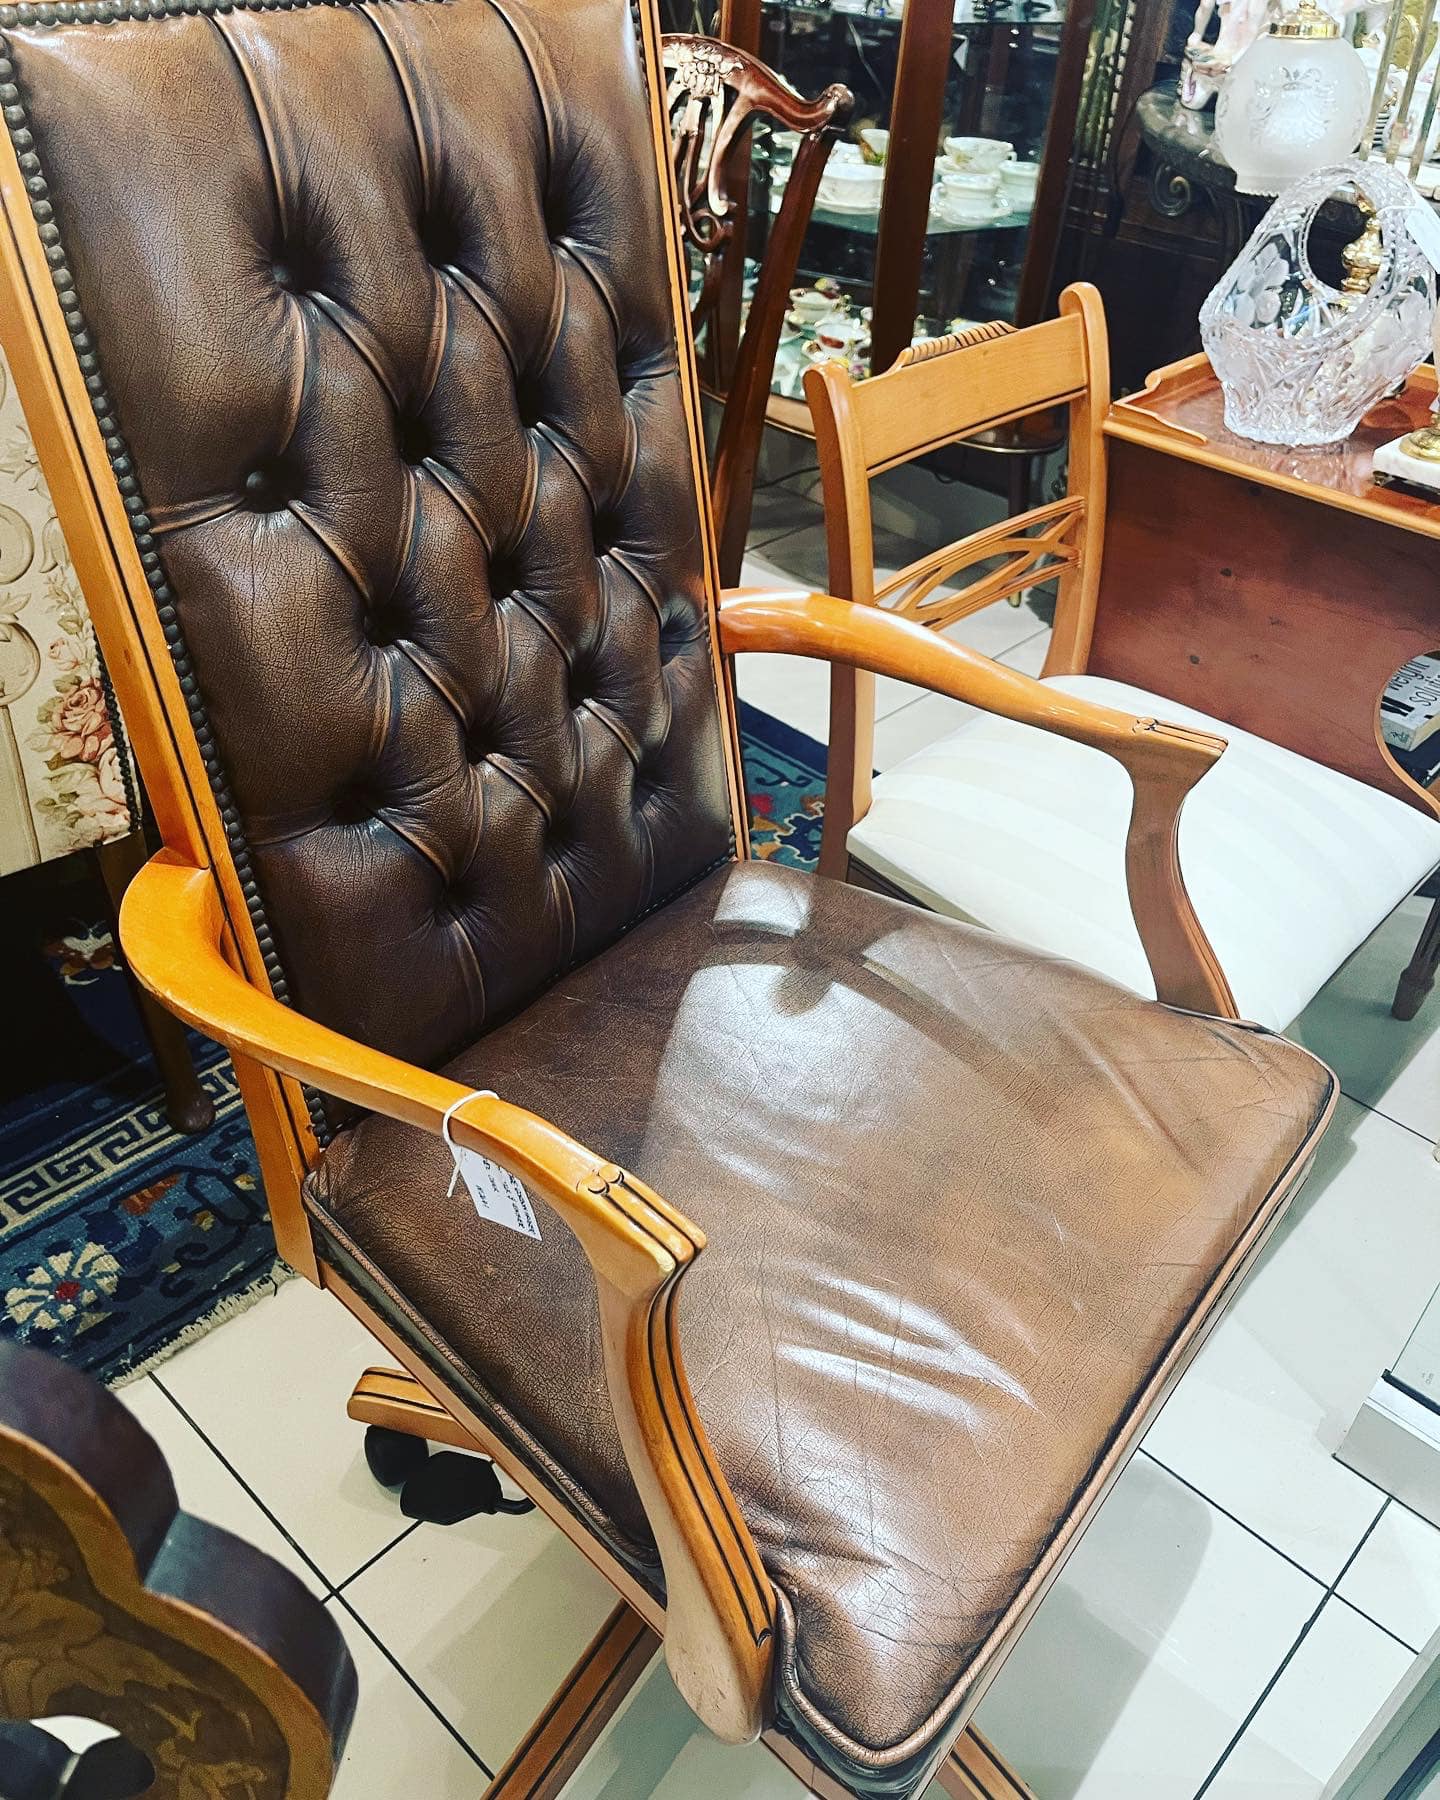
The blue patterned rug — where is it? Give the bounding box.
[0,706,828,1382]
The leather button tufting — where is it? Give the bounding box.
[332,783,377,826]
[419,208,461,268]
[243,458,298,513]
[515,379,542,431]
[397,413,432,466]
[362,602,405,647]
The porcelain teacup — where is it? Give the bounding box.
[942,135,1013,174]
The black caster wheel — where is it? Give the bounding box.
[399,1451,538,1526]
[364,1424,431,1490]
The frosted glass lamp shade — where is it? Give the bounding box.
[1215,10,1372,196]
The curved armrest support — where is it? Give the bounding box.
[720,588,1238,1018]
[120,851,774,1743]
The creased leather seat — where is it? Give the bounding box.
[307,859,1334,1793]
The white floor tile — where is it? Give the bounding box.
[339,1495,616,1772]
[152,1278,411,1586]
[996,628,1049,678]
[733,644,833,745]
[945,601,1049,662]
[1203,1599,1415,1798]
[1142,1098,1439,1583]
[744,479,824,552]
[1291,889,1440,1145]
[1338,1501,1440,1651]
[974,1455,1322,1800]
[120,1373,327,1598]
[560,1653,807,1799]
[326,1597,488,1796]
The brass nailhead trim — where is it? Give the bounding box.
[0,0,662,1143]
[0,14,373,1135]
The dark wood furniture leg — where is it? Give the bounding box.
[94,828,214,1134]
[1394,891,1440,1021]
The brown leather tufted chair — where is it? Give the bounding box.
[0,0,1336,1794]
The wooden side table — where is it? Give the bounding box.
[1102,354,1440,1018]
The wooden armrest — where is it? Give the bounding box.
[720,588,1238,1017]
[119,851,773,1743]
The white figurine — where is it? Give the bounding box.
[1181,0,1279,108]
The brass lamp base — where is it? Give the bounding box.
[1372,424,1440,493]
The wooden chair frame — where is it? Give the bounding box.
[0,8,1233,1794]
[662,33,850,588]
[805,285,1440,1034]
[804,284,1235,1019]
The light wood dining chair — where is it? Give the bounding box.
[807,285,1440,1035]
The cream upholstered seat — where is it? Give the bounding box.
[850,674,1440,1030]
[805,298,1440,1043]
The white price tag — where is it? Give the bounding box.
[442,1092,542,1241]
[1407,194,1440,274]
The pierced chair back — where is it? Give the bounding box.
[803,284,1110,876]
[662,34,850,586]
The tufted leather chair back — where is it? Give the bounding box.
[0,0,735,1088]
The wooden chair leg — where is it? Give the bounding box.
[938,1729,1038,1799]
[94,830,215,1134]
[1393,891,1440,1021]
[347,1364,493,1452]
[483,1603,660,1800]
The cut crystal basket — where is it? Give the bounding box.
[1200,159,1436,447]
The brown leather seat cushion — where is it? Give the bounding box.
[307,862,1334,1794]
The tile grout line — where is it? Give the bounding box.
[1138,1445,1356,1593]
[334,1519,425,1594]
[148,1373,340,1598]
[1349,1091,1440,1150]
[1190,1501,1393,1798]
[327,1588,496,1779]
[150,1371,418,1597]
[1331,1586,1426,1657]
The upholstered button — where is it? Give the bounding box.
[332,782,377,825]
[592,513,617,554]
[362,600,406,647]
[658,613,690,663]
[488,560,516,602]
[397,413,432,466]
[243,457,298,513]
[515,379,542,430]
[419,208,461,268]
[270,239,325,296]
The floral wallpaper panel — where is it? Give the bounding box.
[0,346,136,877]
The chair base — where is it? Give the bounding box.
[351,1367,1036,1800]
[350,1369,536,1525]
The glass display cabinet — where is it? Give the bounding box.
[660,0,1097,423]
